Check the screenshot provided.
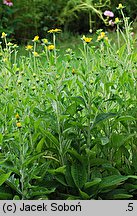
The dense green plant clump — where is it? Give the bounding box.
[0,5,137,200]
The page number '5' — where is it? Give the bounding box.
[127,203,133,211]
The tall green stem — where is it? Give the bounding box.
[33,42,36,72]
[53,33,57,65]
[116,24,120,49]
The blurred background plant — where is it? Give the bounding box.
[0,0,137,42]
[0,0,16,38]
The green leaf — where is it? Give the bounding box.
[71,96,86,107]
[71,162,87,189]
[40,128,59,148]
[66,103,77,116]
[93,112,117,126]
[29,187,56,197]
[0,172,12,186]
[100,137,109,145]
[0,133,3,144]
[23,152,44,166]
[13,195,20,200]
[84,178,102,189]
[65,164,75,188]
[113,194,133,199]
[132,147,137,171]
[90,158,110,167]
[6,174,22,195]
[118,44,126,58]
[55,174,68,186]
[101,164,120,175]
[111,134,125,148]
[117,115,135,121]
[67,195,80,200]
[119,146,130,159]
[36,137,45,152]
[127,175,137,179]
[99,175,128,189]
[45,93,56,100]
[48,166,66,175]
[79,189,90,199]
[68,149,84,163]
[0,187,13,200]
[111,133,136,149]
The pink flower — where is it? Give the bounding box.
[109,19,115,26]
[3,0,13,6]
[104,10,114,18]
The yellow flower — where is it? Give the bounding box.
[33,51,39,57]
[97,35,101,41]
[47,44,55,51]
[16,122,22,128]
[82,35,92,43]
[15,113,20,120]
[47,28,62,33]
[42,38,48,44]
[97,31,109,42]
[33,35,39,42]
[26,45,33,51]
[115,17,120,24]
[72,68,75,74]
[117,3,124,9]
[1,32,7,38]
[100,32,105,37]
[97,32,106,41]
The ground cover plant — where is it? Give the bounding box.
[0,4,137,200]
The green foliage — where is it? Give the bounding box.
[59,0,110,31]
[0,8,137,200]
[0,1,17,36]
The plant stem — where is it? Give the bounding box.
[53,33,57,65]
[116,24,120,49]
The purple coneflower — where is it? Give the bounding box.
[3,0,13,6]
[104,10,114,18]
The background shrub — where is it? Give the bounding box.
[0,0,137,42]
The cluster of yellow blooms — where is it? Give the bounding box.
[97,32,108,42]
[1,5,125,60]
[25,28,60,55]
[15,113,22,128]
